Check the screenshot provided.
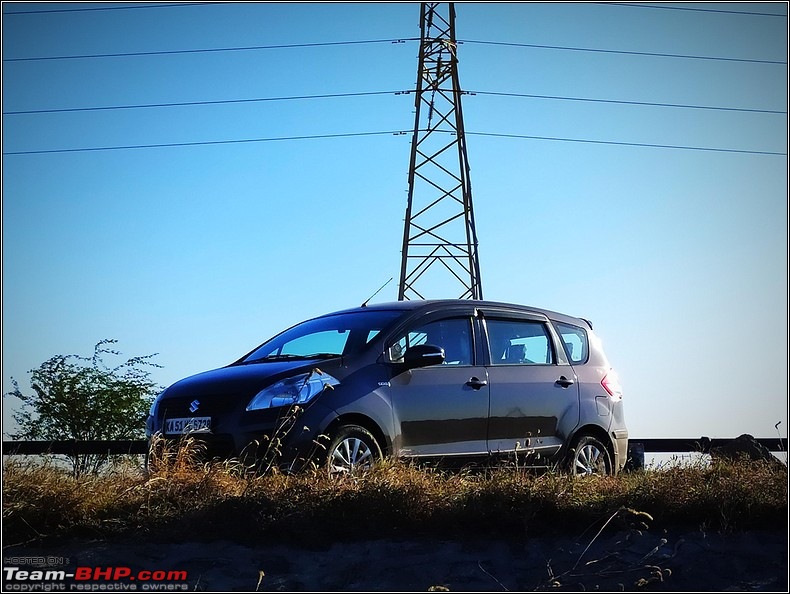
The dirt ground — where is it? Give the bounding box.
[3,528,787,592]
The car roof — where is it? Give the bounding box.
[329,299,593,329]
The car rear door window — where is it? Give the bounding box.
[486,319,554,365]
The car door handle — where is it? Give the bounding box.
[466,377,488,389]
[555,375,575,388]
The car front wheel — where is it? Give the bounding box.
[569,435,613,476]
[326,424,382,476]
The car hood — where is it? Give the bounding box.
[162,359,339,399]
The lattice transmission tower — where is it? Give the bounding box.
[398,2,483,301]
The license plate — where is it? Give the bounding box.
[164,416,211,435]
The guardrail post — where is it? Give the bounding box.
[625,442,645,472]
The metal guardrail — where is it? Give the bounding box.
[2,437,786,456]
[626,437,786,470]
[634,437,786,453]
[2,440,148,455]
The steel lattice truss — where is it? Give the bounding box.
[398,2,483,301]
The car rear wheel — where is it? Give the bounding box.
[326,425,382,476]
[569,435,613,476]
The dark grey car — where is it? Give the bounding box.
[147,300,628,475]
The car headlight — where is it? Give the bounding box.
[246,370,339,411]
[145,390,165,437]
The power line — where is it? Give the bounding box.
[6,1,784,19]
[5,1,784,19]
[595,2,788,18]
[2,3,224,15]
[468,91,786,115]
[4,37,783,65]
[467,131,786,157]
[458,39,787,65]
[2,90,409,115]
[1,130,410,155]
[4,88,784,116]
[2,38,416,62]
[3,129,784,157]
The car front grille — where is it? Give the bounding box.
[158,394,239,418]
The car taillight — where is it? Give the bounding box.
[601,369,623,400]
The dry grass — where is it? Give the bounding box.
[2,439,787,546]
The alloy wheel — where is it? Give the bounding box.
[329,436,374,476]
[572,437,612,476]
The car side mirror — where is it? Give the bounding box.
[403,344,445,369]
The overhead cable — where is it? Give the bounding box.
[6,2,785,18]
[2,131,410,155]
[2,39,416,62]
[4,38,783,64]
[3,130,784,157]
[467,91,786,114]
[4,89,784,116]
[467,131,786,156]
[595,2,788,18]
[3,91,408,115]
[458,39,786,65]
[2,3,224,15]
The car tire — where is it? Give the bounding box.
[568,434,613,476]
[326,424,382,476]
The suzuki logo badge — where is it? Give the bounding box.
[189,400,200,413]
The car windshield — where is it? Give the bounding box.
[240,309,404,363]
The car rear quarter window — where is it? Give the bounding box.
[555,322,589,364]
[486,318,554,365]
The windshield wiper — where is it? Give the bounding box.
[301,353,341,360]
[253,353,340,362]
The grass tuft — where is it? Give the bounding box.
[3,442,786,546]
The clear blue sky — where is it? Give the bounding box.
[2,2,787,442]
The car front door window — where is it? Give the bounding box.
[388,318,473,365]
